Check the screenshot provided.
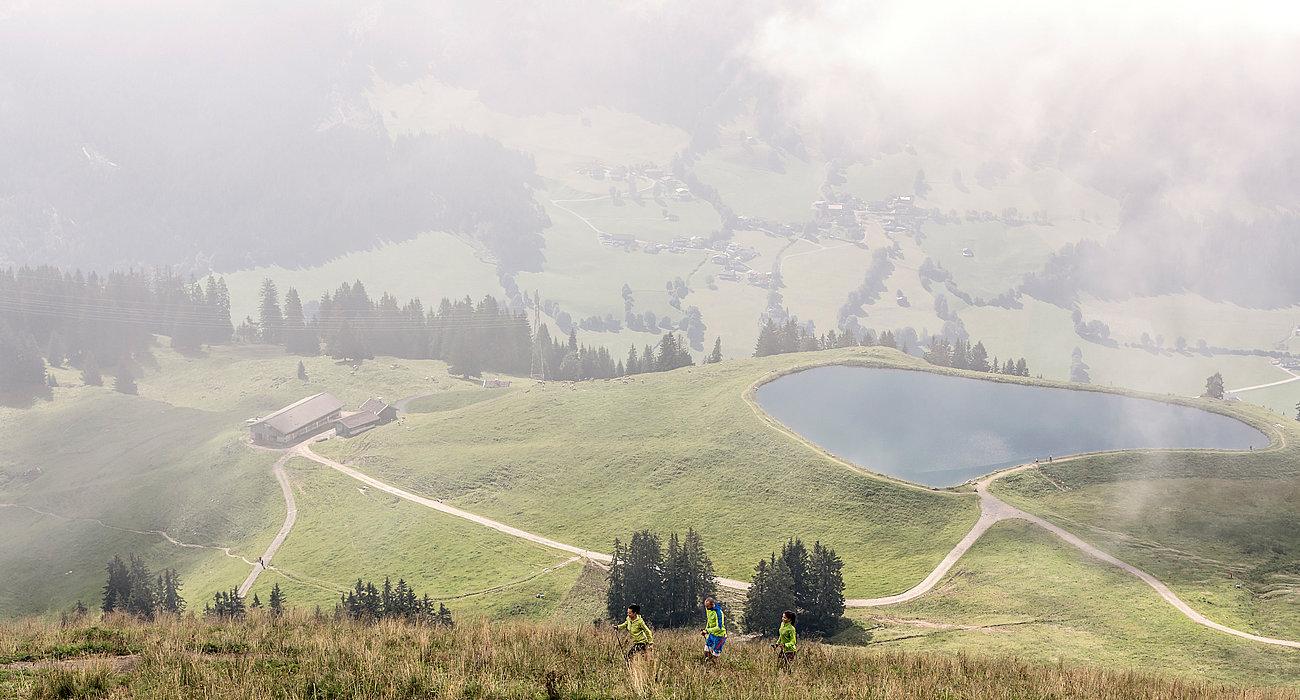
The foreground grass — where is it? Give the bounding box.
[2,615,1295,700]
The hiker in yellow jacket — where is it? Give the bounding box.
[614,604,654,659]
[701,596,727,662]
[772,610,797,670]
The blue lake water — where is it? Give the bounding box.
[753,366,1267,488]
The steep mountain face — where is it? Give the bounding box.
[0,2,551,274]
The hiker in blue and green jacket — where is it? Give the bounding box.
[701,596,727,661]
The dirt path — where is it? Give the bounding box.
[238,452,297,597]
[1229,365,1300,394]
[851,461,1300,649]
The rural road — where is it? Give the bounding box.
[1228,365,1300,394]
[293,438,1299,649]
[238,452,297,597]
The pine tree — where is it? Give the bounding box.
[0,325,45,391]
[113,364,138,395]
[1015,358,1029,377]
[663,533,688,626]
[124,554,158,619]
[46,331,65,368]
[1205,372,1226,399]
[754,319,781,357]
[970,341,990,372]
[250,594,262,609]
[102,555,130,613]
[606,538,627,621]
[742,554,796,636]
[1070,347,1091,383]
[681,529,716,620]
[707,337,723,364]
[625,345,640,375]
[780,538,811,612]
[258,279,284,344]
[623,530,667,627]
[297,360,308,381]
[159,569,185,614]
[282,288,318,355]
[805,542,846,635]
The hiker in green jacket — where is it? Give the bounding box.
[614,604,654,659]
[773,610,797,670]
[701,596,727,661]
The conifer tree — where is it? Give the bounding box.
[781,538,811,612]
[258,279,284,344]
[282,288,318,355]
[743,554,796,635]
[113,364,138,395]
[46,332,65,368]
[297,360,308,381]
[622,530,666,626]
[970,341,990,372]
[102,555,130,613]
[606,538,627,622]
[707,337,723,364]
[805,542,846,634]
[1205,372,1226,399]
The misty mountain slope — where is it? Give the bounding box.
[0,392,284,615]
[870,520,1300,687]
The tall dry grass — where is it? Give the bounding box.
[0,613,1295,699]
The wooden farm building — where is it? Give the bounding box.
[335,398,398,438]
[250,393,344,446]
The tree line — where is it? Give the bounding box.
[744,539,846,637]
[336,578,453,626]
[606,530,718,629]
[754,316,1030,376]
[0,266,232,392]
[253,277,712,382]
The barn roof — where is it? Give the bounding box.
[257,393,343,435]
[358,398,389,415]
[338,411,381,431]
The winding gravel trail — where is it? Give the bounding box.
[238,452,297,597]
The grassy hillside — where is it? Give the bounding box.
[0,343,477,618]
[990,418,1300,643]
[863,521,1300,687]
[314,348,982,597]
[2,615,1294,700]
[247,457,581,619]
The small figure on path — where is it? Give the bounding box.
[773,610,797,671]
[613,604,654,660]
[701,596,727,662]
